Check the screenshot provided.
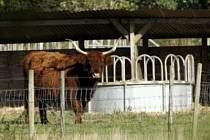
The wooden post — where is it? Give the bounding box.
[28,70,35,140]
[130,22,146,80]
[130,23,136,80]
[201,38,208,105]
[79,39,85,50]
[168,64,174,134]
[201,38,207,67]
[192,63,202,140]
[60,71,65,138]
[142,38,149,57]
[142,38,149,50]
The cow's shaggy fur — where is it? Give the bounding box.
[22,51,112,124]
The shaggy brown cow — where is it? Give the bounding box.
[22,39,120,124]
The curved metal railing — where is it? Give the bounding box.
[101,54,195,84]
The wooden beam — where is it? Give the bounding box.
[1,16,210,29]
[142,38,149,55]
[123,18,210,25]
[202,37,207,46]
[134,23,152,44]
[110,19,129,39]
[129,22,143,80]
[2,17,210,27]
[0,19,111,27]
[79,40,85,50]
[130,23,136,80]
[142,38,149,49]
[144,33,210,39]
[201,37,208,73]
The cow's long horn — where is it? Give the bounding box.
[102,37,121,55]
[66,39,88,55]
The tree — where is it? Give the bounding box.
[133,0,177,9]
[132,0,209,10]
[3,0,63,11]
[198,0,208,9]
[60,0,137,11]
[176,0,209,10]
[1,0,209,12]
[176,0,198,9]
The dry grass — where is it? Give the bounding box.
[0,130,172,140]
[0,107,24,115]
[0,108,209,140]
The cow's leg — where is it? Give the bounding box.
[82,101,87,109]
[72,100,83,124]
[38,100,48,124]
[24,94,29,124]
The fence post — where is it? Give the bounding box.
[168,64,174,134]
[192,63,202,140]
[28,70,35,140]
[123,83,126,112]
[60,71,65,138]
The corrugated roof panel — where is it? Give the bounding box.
[1,9,210,43]
[2,9,210,21]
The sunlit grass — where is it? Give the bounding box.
[0,107,209,140]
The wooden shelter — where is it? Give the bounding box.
[0,9,210,78]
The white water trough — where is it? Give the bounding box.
[89,83,193,113]
[89,54,194,113]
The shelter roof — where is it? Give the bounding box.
[1,9,210,43]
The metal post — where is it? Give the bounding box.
[60,71,65,138]
[123,83,126,112]
[28,70,35,140]
[168,64,174,134]
[162,82,166,112]
[192,63,202,140]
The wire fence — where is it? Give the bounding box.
[200,80,210,106]
[0,70,209,140]
[0,86,194,134]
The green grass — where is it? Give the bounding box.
[0,108,209,140]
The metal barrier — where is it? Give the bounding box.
[136,54,164,81]
[101,54,195,84]
[101,55,132,83]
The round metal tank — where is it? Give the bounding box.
[89,83,193,113]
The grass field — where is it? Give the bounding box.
[0,107,209,140]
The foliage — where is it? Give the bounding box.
[60,0,137,11]
[60,0,178,11]
[134,0,177,9]
[0,0,209,12]
[176,0,209,10]
[176,0,198,10]
[2,0,63,11]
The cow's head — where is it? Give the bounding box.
[69,39,120,79]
